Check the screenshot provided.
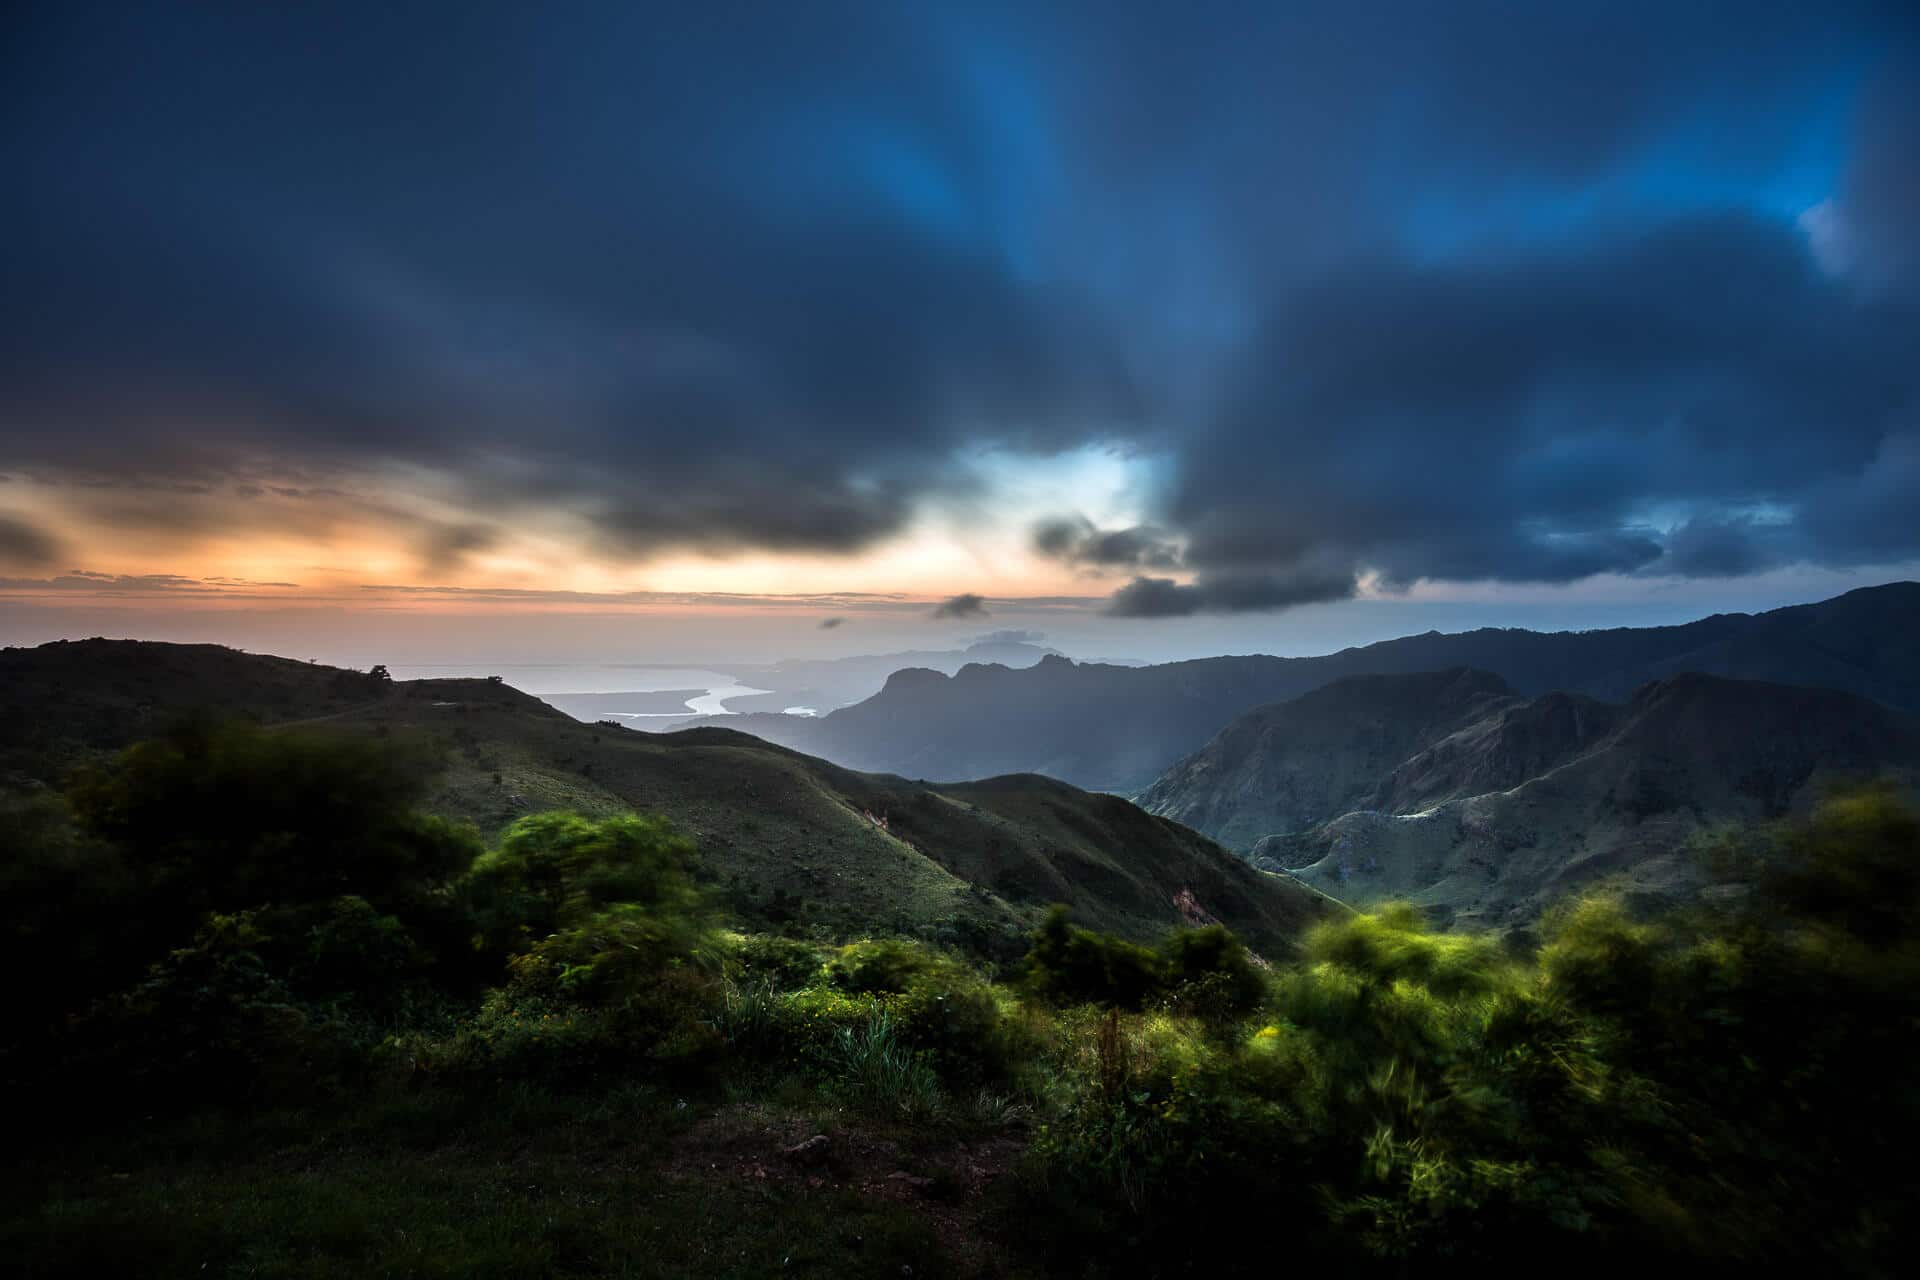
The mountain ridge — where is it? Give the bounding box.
[668,582,1920,790]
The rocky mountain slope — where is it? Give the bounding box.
[1239,674,1920,929]
[668,582,1920,790]
[1134,668,1527,849]
[0,639,1336,954]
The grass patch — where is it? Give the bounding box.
[3,1091,971,1280]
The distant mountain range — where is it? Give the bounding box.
[0,639,1331,953]
[669,582,1920,791]
[1141,667,1920,929]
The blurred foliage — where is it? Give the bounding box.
[68,719,477,917]
[465,810,709,945]
[1023,904,1163,1009]
[1018,783,1920,1274]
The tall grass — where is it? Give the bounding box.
[825,1007,945,1121]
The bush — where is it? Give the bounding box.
[464,811,708,957]
[452,963,726,1087]
[0,789,141,1030]
[1159,924,1269,1023]
[506,904,721,1007]
[729,933,827,989]
[1024,906,1163,1009]
[281,895,429,1001]
[824,937,945,994]
[69,721,475,919]
[56,911,363,1111]
[824,938,1024,1086]
[887,971,1022,1088]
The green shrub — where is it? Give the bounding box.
[510,904,720,1003]
[282,894,429,1001]
[453,960,725,1087]
[58,911,363,1110]
[729,933,827,989]
[0,789,141,1030]
[713,977,787,1058]
[1159,924,1268,1023]
[767,984,885,1061]
[1024,905,1163,1009]
[824,937,945,994]
[464,811,708,957]
[886,972,1021,1087]
[823,938,1025,1086]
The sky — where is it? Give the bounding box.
[3,1,1918,667]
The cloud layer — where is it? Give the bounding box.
[3,3,1917,610]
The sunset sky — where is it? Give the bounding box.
[3,2,1917,666]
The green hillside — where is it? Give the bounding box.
[1,640,1333,954]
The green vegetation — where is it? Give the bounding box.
[4,723,1918,1276]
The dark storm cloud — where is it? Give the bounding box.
[1033,516,1182,570]
[0,1,1135,558]
[1659,516,1797,579]
[1106,570,1356,618]
[1164,212,1920,604]
[3,1,1917,593]
[0,514,59,568]
[932,593,990,619]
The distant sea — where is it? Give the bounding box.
[383,664,770,715]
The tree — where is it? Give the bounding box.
[1161,924,1267,1019]
[1024,905,1163,1009]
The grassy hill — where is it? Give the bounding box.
[0,639,1334,955]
